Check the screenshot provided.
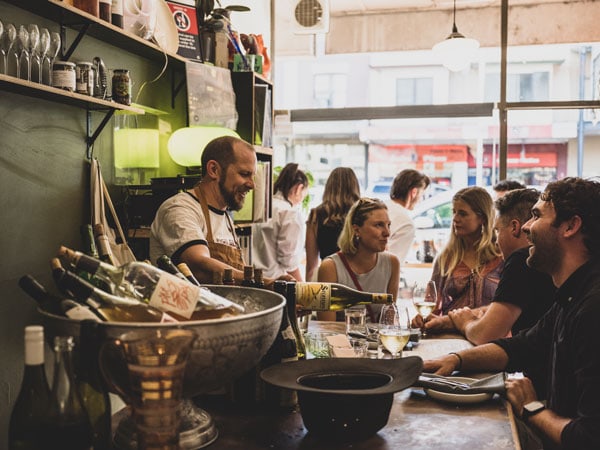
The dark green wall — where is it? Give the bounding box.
[0,3,187,446]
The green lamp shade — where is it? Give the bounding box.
[167,126,240,167]
[114,128,160,169]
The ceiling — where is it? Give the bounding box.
[329,0,556,15]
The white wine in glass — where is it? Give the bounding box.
[413,281,438,335]
[378,304,410,358]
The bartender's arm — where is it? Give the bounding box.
[180,244,244,284]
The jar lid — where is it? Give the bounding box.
[77,62,94,67]
[114,69,129,73]
[53,61,76,69]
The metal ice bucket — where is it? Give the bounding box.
[39,286,285,397]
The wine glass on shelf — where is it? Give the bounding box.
[17,25,30,80]
[45,31,61,86]
[378,303,410,359]
[412,280,438,336]
[1,23,17,76]
[27,24,41,83]
[37,28,50,84]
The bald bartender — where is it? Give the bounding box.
[150,136,292,286]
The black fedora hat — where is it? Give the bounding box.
[261,357,422,441]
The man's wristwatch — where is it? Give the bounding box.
[522,401,545,421]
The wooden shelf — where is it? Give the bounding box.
[0,73,144,113]
[3,0,187,68]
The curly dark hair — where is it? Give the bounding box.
[541,177,600,255]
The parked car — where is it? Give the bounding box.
[365,180,450,202]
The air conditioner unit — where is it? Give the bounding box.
[292,0,330,35]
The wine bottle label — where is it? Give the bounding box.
[295,283,331,310]
[281,326,296,341]
[148,273,197,319]
[373,293,391,303]
[65,305,102,322]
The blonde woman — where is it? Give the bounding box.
[318,198,400,321]
[427,187,503,319]
[305,167,361,281]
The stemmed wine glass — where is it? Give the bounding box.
[44,31,61,86]
[378,303,410,359]
[412,280,438,336]
[17,25,30,80]
[1,22,17,76]
[27,24,40,82]
[36,28,50,84]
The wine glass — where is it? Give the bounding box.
[45,31,61,86]
[37,28,50,84]
[378,304,410,359]
[412,280,438,335]
[1,23,17,76]
[27,24,40,82]
[17,25,30,80]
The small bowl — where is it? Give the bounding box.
[261,357,422,441]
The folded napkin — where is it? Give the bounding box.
[413,372,507,395]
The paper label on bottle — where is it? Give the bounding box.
[295,283,331,310]
[148,273,197,319]
[65,306,102,322]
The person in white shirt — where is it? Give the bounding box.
[386,169,430,263]
[252,163,309,280]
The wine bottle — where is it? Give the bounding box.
[93,223,116,265]
[253,268,265,289]
[156,254,188,283]
[61,299,104,322]
[18,274,66,316]
[291,282,393,311]
[80,224,100,259]
[52,259,178,323]
[77,321,112,450]
[58,246,245,318]
[41,336,93,450]
[8,326,52,450]
[241,265,255,287]
[257,281,299,409]
[111,0,124,27]
[177,262,201,286]
[283,281,306,359]
[223,268,235,285]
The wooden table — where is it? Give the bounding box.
[197,322,520,450]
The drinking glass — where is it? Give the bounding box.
[378,304,410,359]
[2,23,18,76]
[36,28,50,83]
[344,305,367,338]
[305,331,335,358]
[100,329,197,450]
[17,25,29,80]
[413,280,438,336]
[44,31,61,86]
[27,24,41,83]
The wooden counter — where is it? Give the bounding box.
[196,322,520,450]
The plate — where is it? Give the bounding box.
[424,376,493,404]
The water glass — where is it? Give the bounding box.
[348,338,369,357]
[344,306,367,337]
[305,332,334,358]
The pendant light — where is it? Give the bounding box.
[433,0,480,72]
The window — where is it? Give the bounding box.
[396,78,433,105]
[485,72,550,102]
[313,73,347,108]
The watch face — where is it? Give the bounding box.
[524,401,545,415]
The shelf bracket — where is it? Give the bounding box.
[86,108,116,160]
[60,22,90,62]
[171,68,186,109]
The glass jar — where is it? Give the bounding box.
[51,62,76,92]
[76,62,95,96]
[112,69,131,105]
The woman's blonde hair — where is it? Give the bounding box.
[338,198,387,255]
[437,187,500,277]
[312,167,361,227]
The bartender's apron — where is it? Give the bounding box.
[196,192,245,270]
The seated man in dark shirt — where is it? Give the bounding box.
[423,188,555,344]
[423,177,600,450]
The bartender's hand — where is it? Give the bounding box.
[422,353,461,376]
[505,376,538,417]
[263,273,296,290]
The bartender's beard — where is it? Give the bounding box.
[219,175,245,211]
